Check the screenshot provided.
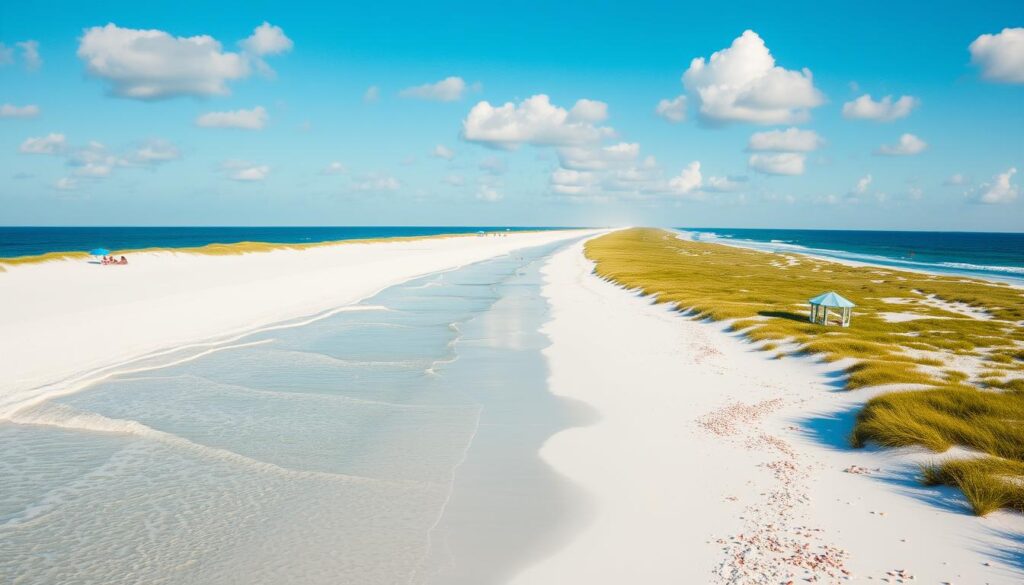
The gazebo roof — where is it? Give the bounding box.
[808,291,855,308]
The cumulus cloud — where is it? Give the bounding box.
[363,85,380,103]
[747,127,823,152]
[969,28,1024,84]
[748,152,805,175]
[17,40,41,70]
[556,142,640,171]
[240,22,293,56]
[1,103,40,118]
[400,76,468,101]
[944,173,968,186]
[550,168,595,195]
[221,160,269,182]
[19,133,66,154]
[132,139,180,164]
[77,23,289,100]
[462,94,614,149]
[876,133,927,156]
[668,161,703,194]
[54,177,78,191]
[476,184,503,202]
[568,99,608,123]
[655,95,687,123]
[431,144,455,160]
[976,167,1018,204]
[842,94,919,121]
[682,30,824,125]
[322,161,348,175]
[853,174,873,195]
[352,174,400,192]
[196,106,268,129]
[704,175,747,192]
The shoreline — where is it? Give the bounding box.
[510,236,1023,583]
[0,229,600,417]
[0,227,559,267]
[675,229,1024,287]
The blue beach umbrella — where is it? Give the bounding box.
[89,248,111,256]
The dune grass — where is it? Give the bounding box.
[585,228,1024,514]
[0,230,524,268]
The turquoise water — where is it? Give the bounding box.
[683,228,1024,284]
[0,226,557,259]
[0,240,589,584]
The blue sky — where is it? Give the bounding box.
[1,1,1022,229]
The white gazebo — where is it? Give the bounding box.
[808,291,855,327]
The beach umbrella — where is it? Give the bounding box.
[89,248,110,256]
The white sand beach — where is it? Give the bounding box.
[0,230,598,415]
[512,237,1024,584]
[2,229,1022,584]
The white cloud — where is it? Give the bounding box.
[842,94,919,121]
[240,22,293,56]
[17,40,41,70]
[748,152,806,175]
[853,174,873,194]
[747,127,823,152]
[944,173,967,186]
[462,94,614,149]
[568,99,608,123]
[196,106,268,129]
[431,144,455,160]
[222,160,269,182]
[557,142,639,171]
[969,28,1024,84]
[77,23,288,100]
[476,184,503,202]
[363,85,380,103]
[550,168,596,195]
[0,43,12,65]
[668,161,703,194]
[132,139,180,164]
[704,175,746,192]
[322,161,348,175]
[1,103,40,118]
[400,76,468,101]
[54,177,78,191]
[19,133,66,154]
[682,30,824,125]
[352,174,400,192]
[876,133,927,156]
[655,95,687,123]
[977,167,1018,204]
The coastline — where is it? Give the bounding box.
[675,229,1024,287]
[512,236,1023,583]
[0,229,599,417]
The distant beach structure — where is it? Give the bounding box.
[808,291,855,327]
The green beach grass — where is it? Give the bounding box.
[0,230,535,269]
[585,228,1024,515]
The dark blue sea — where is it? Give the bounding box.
[682,228,1024,285]
[0,226,555,259]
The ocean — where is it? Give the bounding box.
[681,228,1024,285]
[0,237,589,584]
[0,226,556,259]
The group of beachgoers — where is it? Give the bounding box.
[101,255,128,265]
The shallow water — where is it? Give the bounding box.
[0,240,588,584]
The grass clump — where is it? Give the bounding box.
[921,458,1024,515]
[585,228,1024,514]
